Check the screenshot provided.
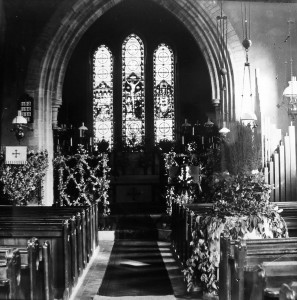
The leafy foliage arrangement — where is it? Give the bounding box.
[163,123,286,295]
[0,149,48,205]
[223,122,262,174]
[53,145,111,216]
[182,171,288,294]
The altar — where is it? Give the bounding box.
[110,151,161,204]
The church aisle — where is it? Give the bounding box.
[97,240,173,296]
[72,238,203,300]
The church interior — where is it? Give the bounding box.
[1,0,297,299]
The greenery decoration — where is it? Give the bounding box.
[0,149,48,206]
[123,134,144,152]
[182,171,288,294]
[96,139,110,153]
[53,145,110,216]
[223,122,261,174]
[157,139,176,153]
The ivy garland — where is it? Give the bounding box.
[0,149,48,206]
[53,145,111,216]
[182,172,288,294]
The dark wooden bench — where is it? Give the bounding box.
[233,238,297,300]
[0,220,72,300]
[279,281,297,300]
[0,204,99,300]
[219,236,297,300]
[0,203,99,263]
[0,247,20,300]
[276,202,297,237]
[0,238,52,300]
[0,214,82,281]
[171,201,212,264]
[248,261,297,300]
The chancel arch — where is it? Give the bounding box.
[24,0,244,205]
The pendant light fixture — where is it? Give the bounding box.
[216,0,230,134]
[240,1,257,128]
[283,20,297,120]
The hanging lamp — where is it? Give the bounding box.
[216,0,230,134]
[240,1,257,128]
[283,20,297,120]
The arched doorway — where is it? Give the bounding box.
[24,0,244,205]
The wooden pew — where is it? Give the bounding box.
[0,214,81,282]
[0,202,99,265]
[1,238,40,300]
[0,203,99,300]
[233,238,297,300]
[279,281,297,300]
[0,239,53,300]
[276,202,297,237]
[0,220,72,300]
[0,204,96,278]
[219,236,297,300]
[249,261,297,300]
[171,202,212,264]
[0,247,20,300]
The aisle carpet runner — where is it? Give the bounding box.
[98,215,173,297]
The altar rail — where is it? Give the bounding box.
[262,119,297,202]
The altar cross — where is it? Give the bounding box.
[127,187,141,201]
[12,149,21,158]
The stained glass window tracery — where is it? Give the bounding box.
[122,34,145,148]
[154,44,175,143]
[93,45,113,147]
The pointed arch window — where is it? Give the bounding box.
[154,44,175,143]
[122,34,145,148]
[93,45,114,147]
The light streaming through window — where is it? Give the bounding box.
[154,44,175,143]
[122,34,145,148]
[93,45,113,147]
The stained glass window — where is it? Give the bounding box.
[154,44,175,143]
[93,45,113,147]
[122,34,145,148]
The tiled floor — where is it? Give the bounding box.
[71,236,203,300]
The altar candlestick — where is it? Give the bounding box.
[192,126,195,136]
[201,136,204,145]
[70,137,73,147]
[182,136,184,145]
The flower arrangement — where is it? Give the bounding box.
[96,139,110,153]
[182,171,288,294]
[0,149,48,205]
[123,134,144,152]
[53,145,110,216]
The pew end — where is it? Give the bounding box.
[254,261,297,300]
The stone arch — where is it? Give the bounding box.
[25,0,244,204]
